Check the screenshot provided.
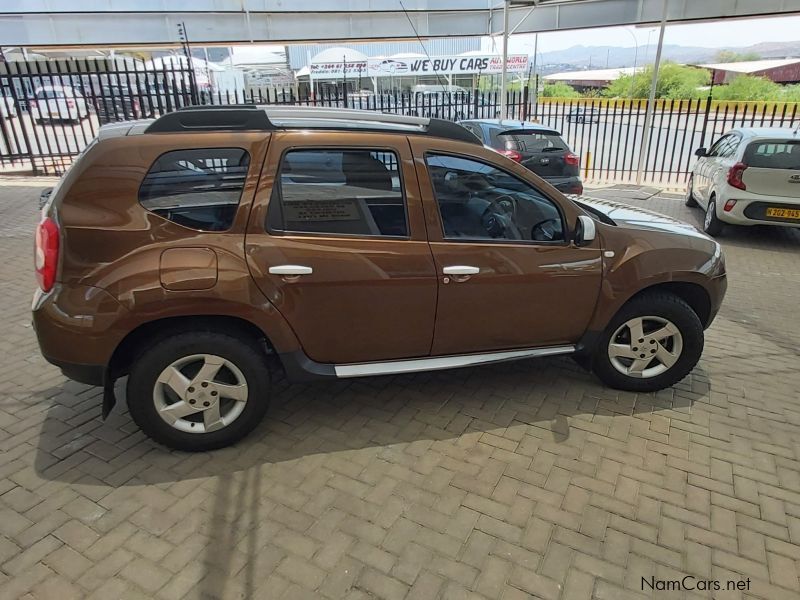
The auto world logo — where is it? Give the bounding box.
[790,174,800,183]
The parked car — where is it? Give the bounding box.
[0,92,16,119]
[687,127,800,236]
[411,85,498,120]
[460,119,583,195]
[33,106,726,450]
[31,85,89,123]
[94,84,142,124]
[566,107,600,124]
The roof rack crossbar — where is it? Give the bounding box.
[144,105,480,145]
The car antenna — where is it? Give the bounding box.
[398,0,452,92]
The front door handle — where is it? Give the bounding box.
[443,266,480,275]
[442,265,479,282]
[268,265,312,281]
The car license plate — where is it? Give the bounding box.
[765,207,800,219]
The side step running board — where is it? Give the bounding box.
[333,345,575,378]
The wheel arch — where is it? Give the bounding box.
[622,281,712,328]
[108,314,275,379]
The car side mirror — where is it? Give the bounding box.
[574,215,596,246]
[694,147,707,157]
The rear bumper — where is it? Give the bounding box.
[718,197,800,227]
[32,283,127,384]
[43,356,105,386]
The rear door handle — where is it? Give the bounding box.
[442,265,479,282]
[443,266,480,275]
[268,265,313,278]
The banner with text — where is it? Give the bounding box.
[309,55,529,79]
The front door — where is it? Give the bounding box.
[246,132,437,364]
[412,139,602,356]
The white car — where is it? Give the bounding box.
[31,85,89,123]
[0,94,17,118]
[686,127,800,235]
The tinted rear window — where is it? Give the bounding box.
[268,149,408,237]
[139,148,250,231]
[492,129,568,153]
[744,140,800,169]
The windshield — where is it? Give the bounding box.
[744,140,800,170]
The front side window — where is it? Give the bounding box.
[268,149,408,237]
[139,148,250,231]
[425,153,565,243]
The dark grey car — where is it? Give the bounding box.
[460,119,583,194]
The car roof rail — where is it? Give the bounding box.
[145,105,273,133]
[144,104,480,145]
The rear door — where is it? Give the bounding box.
[741,138,800,198]
[245,132,438,364]
[489,126,579,179]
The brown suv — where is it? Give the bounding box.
[33,106,727,451]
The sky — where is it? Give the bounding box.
[494,15,800,55]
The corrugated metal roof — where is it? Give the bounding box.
[700,58,800,73]
[544,67,642,82]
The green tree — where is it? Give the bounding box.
[603,63,710,99]
[713,75,782,101]
[782,84,800,102]
[713,50,761,63]
[540,81,581,98]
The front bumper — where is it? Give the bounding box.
[705,274,727,328]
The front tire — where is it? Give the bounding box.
[126,331,270,451]
[703,196,724,236]
[685,176,698,207]
[592,292,703,392]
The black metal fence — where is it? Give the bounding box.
[2,58,799,184]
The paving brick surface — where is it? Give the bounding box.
[1,177,800,599]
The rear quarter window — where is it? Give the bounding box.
[744,140,800,169]
[138,148,250,231]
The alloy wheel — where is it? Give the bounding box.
[607,316,683,379]
[153,353,248,433]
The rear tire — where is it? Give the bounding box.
[685,176,698,207]
[126,331,270,451]
[703,196,724,236]
[592,292,704,392]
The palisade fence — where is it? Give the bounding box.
[2,58,799,185]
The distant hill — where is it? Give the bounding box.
[536,41,800,73]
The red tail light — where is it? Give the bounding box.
[723,199,737,212]
[35,217,59,292]
[500,149,522,162]
[564,152,580,167]
[727,162,747,190]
